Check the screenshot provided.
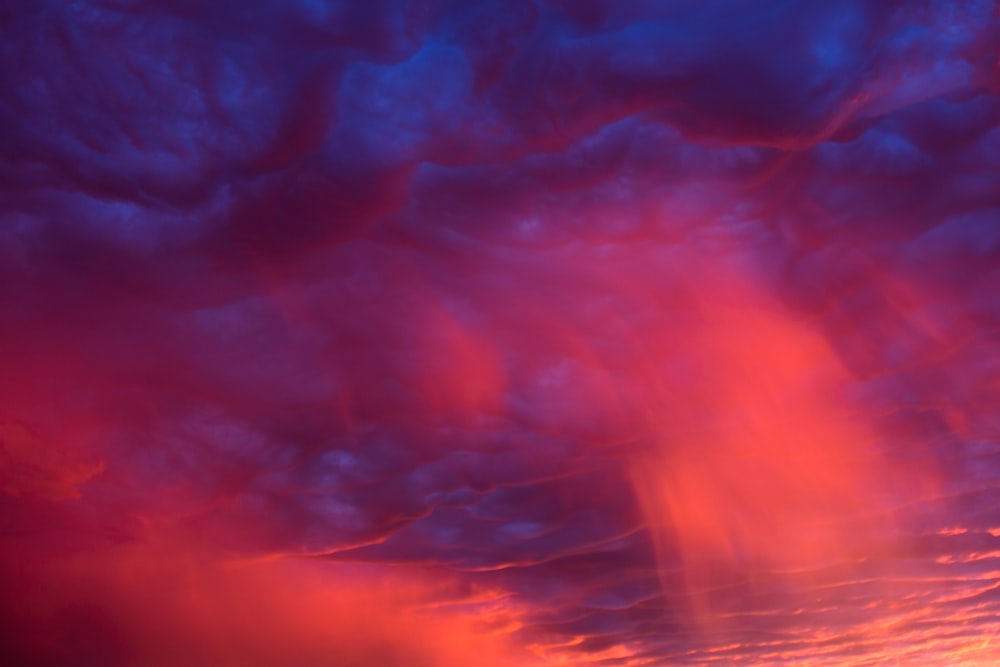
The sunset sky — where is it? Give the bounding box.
[1,1,999,665]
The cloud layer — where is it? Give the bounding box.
[1,1,999,665]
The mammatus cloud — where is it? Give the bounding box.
[1,0,999,665]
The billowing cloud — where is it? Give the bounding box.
[1,0,999,665]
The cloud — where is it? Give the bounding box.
[0,533,528,667]
[1,0,999,665]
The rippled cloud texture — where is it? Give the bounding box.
[2,1,999,665]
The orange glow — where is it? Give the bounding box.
[0,532,536,667]
[624,262,936,621]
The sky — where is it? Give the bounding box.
[1,1,999,665]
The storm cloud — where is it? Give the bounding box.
[1,1,999,665]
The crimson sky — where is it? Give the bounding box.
[1,1,999,665]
